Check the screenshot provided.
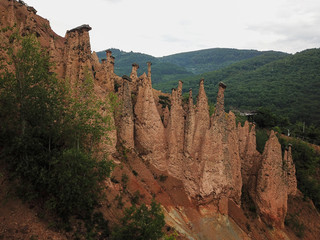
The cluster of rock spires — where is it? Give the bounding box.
[1,0,297,229]
[62,27,297,228]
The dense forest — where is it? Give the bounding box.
[158,48,281,74]
[96,48,281,84]
[175,49,320,127]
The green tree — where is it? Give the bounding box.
[111,200,166,240]
[0,32,114,223]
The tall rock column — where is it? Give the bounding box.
[104,50,115,92]
[182,88,200,196]
[64,24,93,84]
[134,73,167,171]
[192,79,210,159]
[284,144,297,196]
[166,81,185,178]
[238,122,261,188]
[199,82,241,213]
[226,111,242,205]
[215,82,226,119]
[256,131,288,228]
[147,61,152,82]
[184,88,195,156]
[130,63,139,82]
[130,63,139,92]
[117,76,135,149]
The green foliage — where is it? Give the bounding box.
[279,137,320,210]
[159,174,168,182]
[290,122,320,145]
[151,48,320,130]
[130,191,141,205]
[153,51,287,93]
[256,129,269,154]
[252,107,289,131]
[163,232,177,240]
[121,173,129,191]
[46,149,112,221]
[209,102,215,116]
[0,32,114,224]
[73,212,110,240]
[96,48,271,86]
[234,112,247,127]
[96,48,193,85]
[158,95,171,109]
[159,48,271,74]
[115,194,124,209]
[285,213,305,238]
[176,50,319,127]
[241,185,257,216]
[111,200,166,240]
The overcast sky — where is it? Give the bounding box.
[26,0,320,57]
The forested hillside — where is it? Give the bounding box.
[155,49,320,126]
[96,48,284,84]
[96,48,193,84]
[158,48,283,74]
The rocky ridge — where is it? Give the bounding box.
[0,1,303,239]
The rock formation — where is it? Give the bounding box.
[0,2,300,237]
[134,73,167,171]
[64,24,93,83]
[284,144,297,196]
[117,76,134,149]
[255,131,288,227]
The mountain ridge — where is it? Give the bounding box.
[96,47,288,84]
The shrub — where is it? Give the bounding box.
[256,128,269,153]
[111,200,165,240]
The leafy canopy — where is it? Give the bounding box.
[0,31,114,223]
[111,200,166,240]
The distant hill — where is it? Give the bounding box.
[158,48,269,74]
[96,48,280,84]
[156,49,320,125]
[96,48,193,84]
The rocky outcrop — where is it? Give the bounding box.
[197,83,241,213]
[64,24,93,83]
[184,88,195,156]
[193,79,210,158]
[166,81,185,178]
[284,144,297,196]
[255,131,288,227]
[238,122,261,189]
[134,73,167,171]
[0,3,300,236]
[117,76,135,149]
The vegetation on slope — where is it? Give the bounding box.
[249,109,320,211]
[159,48,281,74]
[156,49,320,127]
[0,30,170,239]
[97,48,193,84]
[224,48,320,126]
[0,32,114,224]
[279,136,320,210]
[96,48,284,85]
[153,51,287,92]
